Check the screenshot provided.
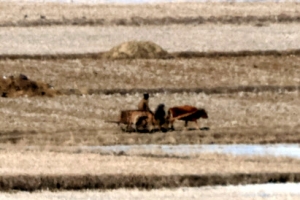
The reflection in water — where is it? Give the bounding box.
[80,144,300,158]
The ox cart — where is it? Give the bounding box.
[106,105,210,132]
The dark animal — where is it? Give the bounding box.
[166,105,208,130]
[154,103,166,130]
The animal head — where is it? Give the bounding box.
[197,108,208,119]
[155,104,165,111]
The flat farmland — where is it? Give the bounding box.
[1,2,300,26]
[1,3,300,54]
[1,1,300,193]
[0,24,300,54]
[0,150,299,191]
[0,56,300,145]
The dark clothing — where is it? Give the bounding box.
[154,104,166,125]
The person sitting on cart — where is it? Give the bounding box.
[138,93,153,114]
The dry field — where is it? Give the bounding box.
[1,24,300,54]
[0,55,300,145]
[2,150,300,175]
[0,150,299,190]
[1,56,300,90]
[1,3,300,54]
[1,1,300,192]
[0,91,300,145]
[1,2,300,26]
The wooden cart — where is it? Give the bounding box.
[107,110,154,132]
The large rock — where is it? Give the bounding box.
[104,41,170,59]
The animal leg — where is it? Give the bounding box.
[147,115,156,133]
[166,116,175,131]
[194,120,200,130]
[126,123,133,132]
[170,120,175,131]
[148,120,154,133]
[184,121,188,127]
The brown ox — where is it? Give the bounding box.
[167,105,208,130]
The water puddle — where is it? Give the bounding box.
[79,144,300,158]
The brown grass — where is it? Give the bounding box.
[2,2,300,192]
[0,55,300,145]
[0,3,300,191]
[1,56,300,91]
[0,91,299,145]
[0,173,299,191]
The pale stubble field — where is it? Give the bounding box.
[1,24,300,54]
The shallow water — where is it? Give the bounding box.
[0,183,299,200]
[79,144,300,158]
